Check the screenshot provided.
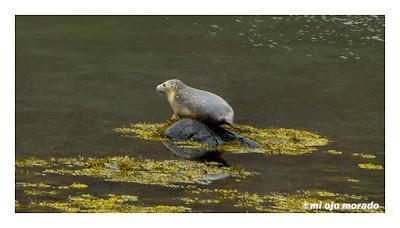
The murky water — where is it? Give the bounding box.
[15,16,384,212]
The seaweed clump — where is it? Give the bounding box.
[114,122,330,155]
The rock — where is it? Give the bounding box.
[163,119,260,159]
[162,141,219,159]
[164,119,224,146]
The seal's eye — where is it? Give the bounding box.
[163,84,166,87]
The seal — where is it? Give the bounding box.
[156,79,234,126]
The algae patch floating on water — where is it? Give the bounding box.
[14,156,252,212]
[180,187,383,213]
[15,157,383,213]
[16,181,89,197]
[352,153,376,159]
[114,122,330,155]
[15,179,383,213]
[30,193,190,213]
[358,163,384,170]
[325,149,343,155]
[16,156,257,188]
[21,188,189,213]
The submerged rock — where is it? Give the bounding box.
[163,119,260,158]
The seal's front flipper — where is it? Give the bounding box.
[170,113,179,121]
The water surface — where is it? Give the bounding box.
[15,15,384,212]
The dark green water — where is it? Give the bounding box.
[16,16,384,212]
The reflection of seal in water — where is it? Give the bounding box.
[156,79,234,126]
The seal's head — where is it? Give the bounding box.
[156,79,186,95]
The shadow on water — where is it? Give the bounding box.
[163,141,229,167]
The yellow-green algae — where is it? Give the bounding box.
[325,149,343,155]
[325,176,360,184]
[180,187,383,213]
[16,181,88,190]
[114,122,330,155]
[352,153,376,159]
[25,186,382,213]
[265,190,382,213]
[114,121,172,141]
[358,163,384,170]
[16,182,52,188]
[347,178,360,183]
[58,182,88,189]
[30,193,189,213]
[174,140,213,150]
[16,156,256,188]
[15,157,48,167]
[15,180,189,213]
[24,189,60,196]
[15,157,383,213]
[16,181,89,196]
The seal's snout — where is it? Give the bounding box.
[156,84,165,95]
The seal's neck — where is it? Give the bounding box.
[167,91,176,104]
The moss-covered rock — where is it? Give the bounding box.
[114,121,330,156]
